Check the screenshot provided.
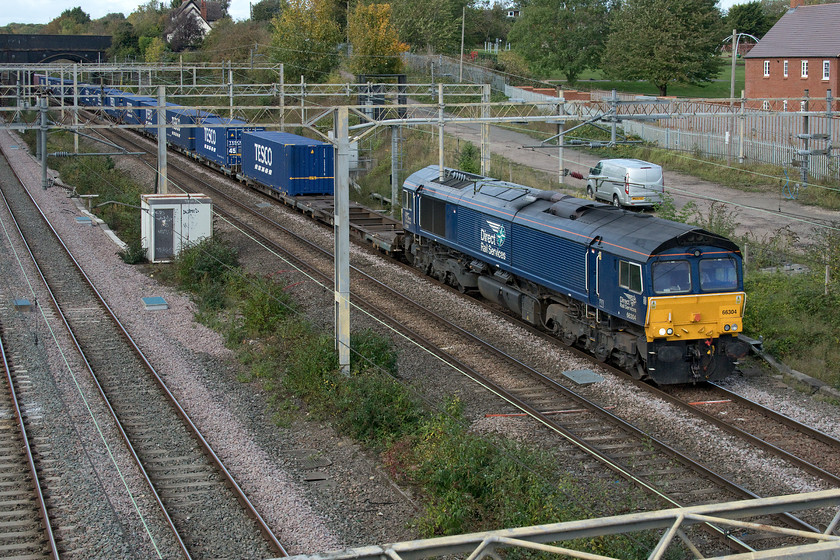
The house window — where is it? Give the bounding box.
[783,100,788,112]
[762,100,770,111]
[802,60,808,78]
[763,61,770,77]
[784,60,789,77]
[824,60,830,80]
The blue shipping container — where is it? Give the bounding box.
[196,117,261,169]
[138,99,176,136]
[166,107,215,152]
[121,94,155,124]
[241,131,334,196]
[103,90,125,118]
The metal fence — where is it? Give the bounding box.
[404,54,839,182]
[504,84,839,182]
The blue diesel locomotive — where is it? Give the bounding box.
[401,166,749,384]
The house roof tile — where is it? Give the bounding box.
[745,3,840,58]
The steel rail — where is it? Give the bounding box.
[0,153,287,558]
[0,322,59,559]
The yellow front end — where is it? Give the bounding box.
[646,292,746,342]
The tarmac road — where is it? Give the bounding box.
[445,119,839,244]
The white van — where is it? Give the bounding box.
[586,158,664,208]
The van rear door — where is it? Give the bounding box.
[626,165,664,201]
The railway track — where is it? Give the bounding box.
[91,124,835,555]
[0,319,58,559]
[0,146,286,558]
[663,381,840,485]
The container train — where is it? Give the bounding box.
[34,75,749,384]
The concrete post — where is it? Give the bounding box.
[335,106,351,375]
[73,63,79,153]
[391,125,399,217]
[40,97,48,189]
[481,84,490,176]
[558,91,565,185]
[157,85,168,194]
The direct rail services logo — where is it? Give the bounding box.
[480,220,507,260]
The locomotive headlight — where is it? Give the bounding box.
[731,323,738,331]
[666,328,674,335]
[724,324,731,331]
[659,328,666,336]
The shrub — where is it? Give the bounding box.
[117,239,147,264]
[174,236,239,291]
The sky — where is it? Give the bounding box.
[0,0,253,27]
[1,0,746,27]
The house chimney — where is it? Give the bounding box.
[790,0,803,9]
[201,0,207,20]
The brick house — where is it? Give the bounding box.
[744,0,840,111]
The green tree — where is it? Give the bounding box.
[466,1,511,49]
[128,0,167,39]
[458,141,479,173]
[390,0,470,54]
[602,0,724,96]
[42,6,92,34]
[348,3,408,75]
[145,36,169,62]
[109,21,140,61]
[252,0,287,22]
[197,19,272,63]
[508,0,607,84]
[726,1,772,38]
[270,0,342,82]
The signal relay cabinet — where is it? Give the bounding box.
[141,193,213,263]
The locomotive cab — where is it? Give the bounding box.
[643,250,749,384]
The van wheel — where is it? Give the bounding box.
[612,195,621,208]
[586,186,595,199]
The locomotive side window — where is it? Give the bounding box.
[700,258,738,291]
[418,195,446,236]
[653,260,691,294]
[618,261,642,293]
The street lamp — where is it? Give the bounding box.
[726,30,760,105]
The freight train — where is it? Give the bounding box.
[34,75,749,384]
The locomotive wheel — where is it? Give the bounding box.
[561,331,576,346]
[595,346,610,362]
[632,361,645,380]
